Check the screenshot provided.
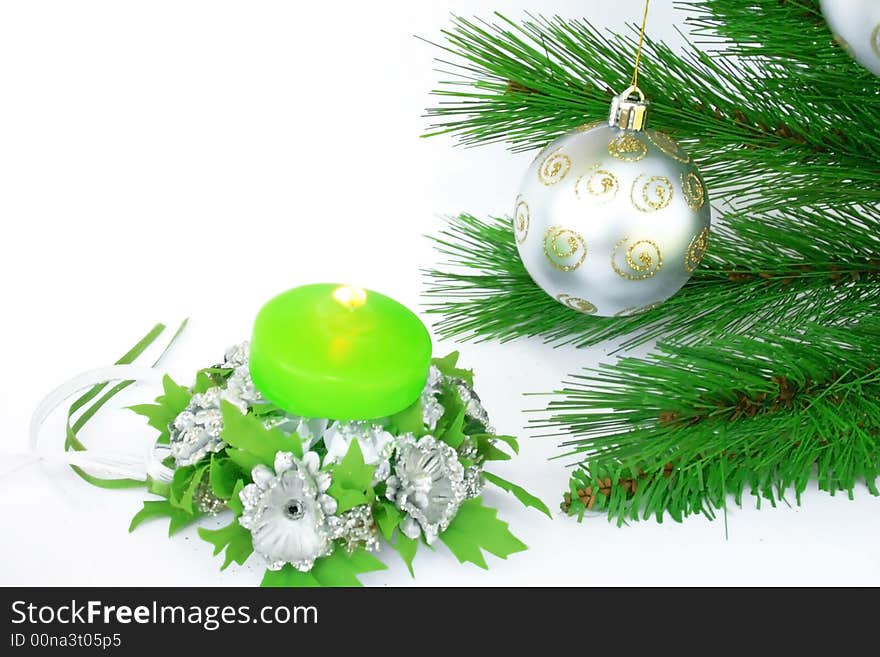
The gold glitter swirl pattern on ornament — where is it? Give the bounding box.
[575,120,606,133]
[608,134,648,162]
[514,196,530,245]
[872,23,880,58]
[685,226,710,273]
[575,165,619,205]
[543,226,588,272]
[538,150,572,185]
[614,301,662,317]
[611,237,663,280]
[646,130,690,163]
[680,172,706,211]
[631,174,674,212]
[557,293,597,314]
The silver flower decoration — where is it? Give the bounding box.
[454,379,493,433]
[463,465,484,499]
[420,366,445,431]
[239,451,338,572]
[221,342,263,414]
[222,342,249,368]
[323,421,395,483]
[419,365,494,434]
[169,387,227,467]
[169,343,266,467]
[385,435,466,544]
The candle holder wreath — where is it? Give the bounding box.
[31,284,548,587]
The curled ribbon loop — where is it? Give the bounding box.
[19,365,173,482]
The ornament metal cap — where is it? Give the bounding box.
[609,85,649,131]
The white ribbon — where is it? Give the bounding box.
[5,365,176,483]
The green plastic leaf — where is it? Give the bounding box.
[311,549,386,587]
[169,463,207,514]
[439,497,527,569]
[476,434,511,461]
[209,455,244,500]
[374,501,402,541]
[129,500,197,536]
[182,463,208,512]
[225,448,264,476]
[146,476,171,498]
[483,471,551,518]
[345,548,388,574]
[220,401,302,465]
[129,374,192,444]
[170,465,195,495]
[388,399,427,437]
[327,440,376,513]
[227,479,246,516]
[261,566,321,587]
[193,370,215,394]
[160,374,192,412]
[432,351,474,387]
[433,378,472,448]
[394,533,419,577]
[260,549,387,587]
[438,407,467,449]
[250,402,284,418]
[198,520,253,570]
[168,467,192,506]
[474,433,519,455]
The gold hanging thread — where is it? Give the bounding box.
[609,1,652,131]
[631,0,651,89]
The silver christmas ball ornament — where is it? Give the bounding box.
[514,86,711,317]
[821,0,880,77]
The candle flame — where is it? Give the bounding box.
[333,285,368,309]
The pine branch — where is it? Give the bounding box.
[424,211,880,349]
[423,0,880,524]
[685,0,844,62]
[548,318,880,522]
[425,2,880,212]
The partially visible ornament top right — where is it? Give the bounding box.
[822,0,880,76]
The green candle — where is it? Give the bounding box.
[249,283,432,421]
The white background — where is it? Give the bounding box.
[1,1,878,587]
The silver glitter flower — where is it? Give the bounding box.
[454,379,494,433]
[420,366,445,431]
[419,365,494,434]
[323,421,395,483]
[169,387,227,467]
[385,435,466,544]
[328,504,379,553]
[222,342,249,368]
[169,343,271,467]
[220,342,263,414]
[239,451,337,572]
[463,465,484,499]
